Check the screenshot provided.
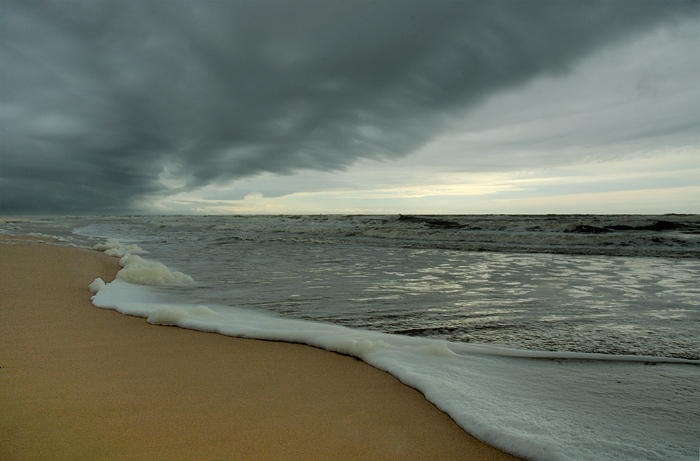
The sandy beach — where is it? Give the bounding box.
[0,236,521,460]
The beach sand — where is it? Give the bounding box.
[0,236,521,460]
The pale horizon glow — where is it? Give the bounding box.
[145,151,700,215]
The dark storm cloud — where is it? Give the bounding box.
[1,0,697,213]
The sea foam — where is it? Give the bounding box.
[148,305,216,326]
[88,277,106,293]
[26,232,68,242]
[116,254,194,285]
[93,238,147,257]
[93,238,193,285]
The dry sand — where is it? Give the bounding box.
[0,236,522,460]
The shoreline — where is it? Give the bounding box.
[0,237,521,460]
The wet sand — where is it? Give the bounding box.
[0,236,521,460]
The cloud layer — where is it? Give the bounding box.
[1,0,697,213]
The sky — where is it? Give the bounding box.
[1,0,698,215]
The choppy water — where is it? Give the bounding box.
[3,214,699,460]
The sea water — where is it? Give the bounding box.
[3,215,699,460]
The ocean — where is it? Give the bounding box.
[3,214,699,460]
